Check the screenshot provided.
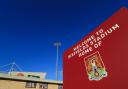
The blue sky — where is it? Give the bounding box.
[0,0,128,80]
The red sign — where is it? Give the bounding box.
[63,7,128,89]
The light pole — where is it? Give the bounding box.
[54,42,61,80]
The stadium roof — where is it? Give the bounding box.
[0,73,63,84]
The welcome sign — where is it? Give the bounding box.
[63,7,128,89]
[68,23,120,59]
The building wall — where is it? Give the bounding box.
[0,79,60,89]
[48,84,58,89]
